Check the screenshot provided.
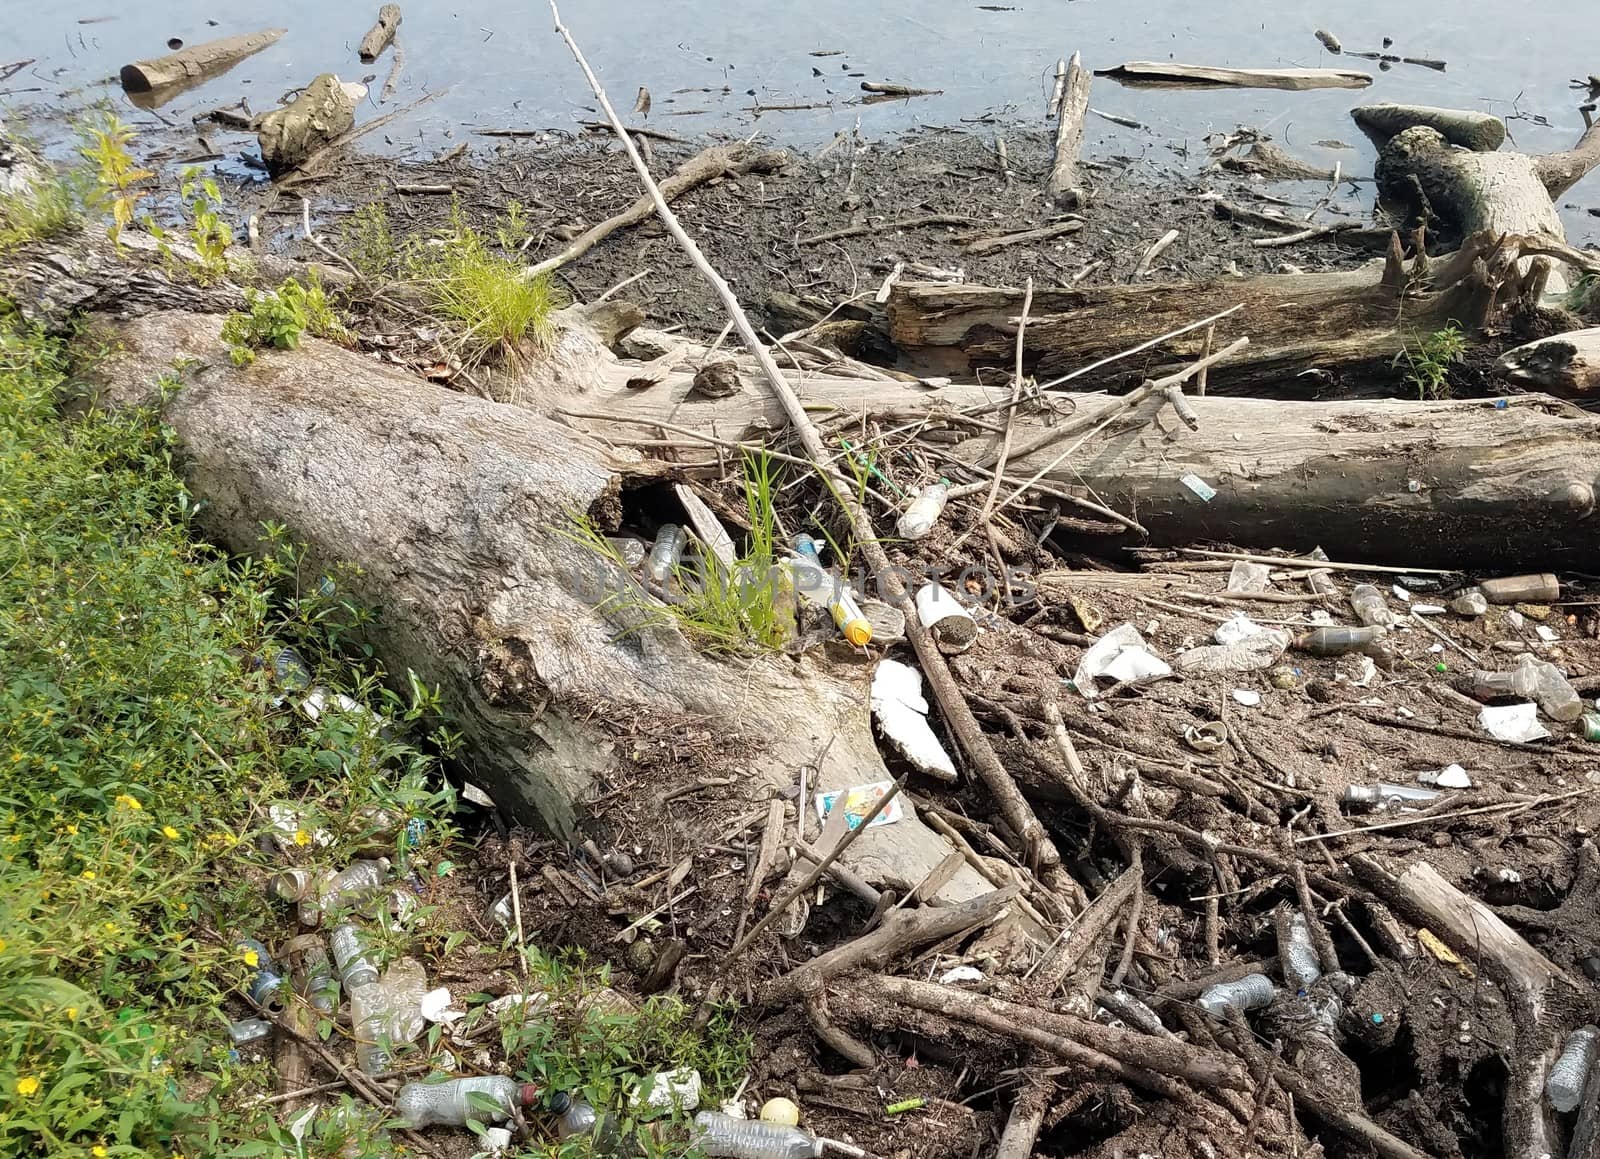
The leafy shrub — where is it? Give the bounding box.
[221,274,348,365]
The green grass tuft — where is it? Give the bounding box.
[1394,323,1466,400]
[0,171,81,253]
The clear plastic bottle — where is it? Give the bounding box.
[692,1111,823,1159]
[1196,973,1276,1019]
[1304,547,1338,597]
[896,482,949,540]
[297,859,390,924]
[1547,1025,1600,1112]
[303,940,339,1013]
[1341,783,1442,810]
[645,524,686,588]
[330,922,380,990]
[794,536,870,646]
[350,958,428,1075]
[549,1092,628,1153]
[1474,655,1583,722]
[1349,584,1396,627]
[1292,625,1387,656]
[393,1076,538,1128]
[236,938,285,1007]
[1280,911,1322,993]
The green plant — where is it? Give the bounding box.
[178,165,232,281]
[341,201,397,282]
[495,200,536,253]
[1394,323,1466,399]
[76,113,152,246]
[0,170,80,253]
[407,201,564,366]
[221,273,348,365]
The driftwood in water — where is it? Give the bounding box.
[358,5,402,63]
[1219,141,1338,182]
[573,345,1600,568]
[119,29,286,99]
[882,231,1564,390]
[79,309,994,910]
[1045,52,1090,207]
[1097,61,1371,91]
[1499,328,1600,396]
[1351,103,1506,151]
[524,144,787,279]
[258,74,367,177]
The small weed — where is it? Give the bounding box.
[495,199,537,252]
[0,170,80,253]
[341,201,398,282]
[221,272,348,365]
[76,112,153,246]
[1394,323,1466,400]
[408,201,564,365]
[179,165,232,280]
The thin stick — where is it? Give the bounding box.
[508,859,529,978]
[1195,324,1214,397]
[1133,228,1179,278]
[1032,303,1243,393]
[1295,790,1587,844]
[730,777,906,956]
[547,0,1061,881]
[1176,547,1456,577]
[979,277,1033,521]
[596,268,651,302]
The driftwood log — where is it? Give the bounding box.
[258,74,367,177]
[1352,102,1506,152]
[119,29,286,97]
[1498,327,1600,395]
[572,344,1600,568]
[883,231,1579,390]
[358,5,402,63]
[1044,52,1090,207]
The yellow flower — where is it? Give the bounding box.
[80,869,96,881]
[65,824,78,835]
[240,947,259,967]
[16,1076,39,1096]
[65,1006,78,1021]
[293,829,310,847]
[161,826,180,840]
[93,1148,107,1158]
[0,936,6,953]
[114,794,142,811]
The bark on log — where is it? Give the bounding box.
[883,232,1527,390]
[120,29,286,96]
[1219,141,1338,182]
[81,309,995,911]
[573,354,1600,568]
[1498,327,1600,396]
[258,74,367,177]
[1351,103,1506,151]
[358,5,403,63]
[1045,51,1090,208]
[1377,126,1567,246]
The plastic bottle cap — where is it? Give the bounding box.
[842,619,872,647]
[760,1097,801,1126]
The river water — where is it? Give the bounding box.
[2,1,1596,238]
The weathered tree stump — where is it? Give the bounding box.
[258,74,367,177]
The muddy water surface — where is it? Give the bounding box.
[2,1,1596,238]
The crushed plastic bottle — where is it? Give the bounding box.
[236,939,285,1007]
[284,859,392,925]
[1349,584,1396,627]
[1473,655,1583,722]
[1546,1025,1599,1112]
[896,482,949,540]
[1174,629,1290,675]
[693,1111,824,1159]
[1292,625,1387,657]
[330,922,380,990]
[1281,911,1322,993]
[303,939,339,1013]
[1341,783,1442,810]
[350,958,428,1075]
[609,536,649,571]
[1196,973,1276,1019]
[394,1075,539,1128]
[226,1018,271,1046]
[1303,547,1338,597]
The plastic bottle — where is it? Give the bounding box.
[350,958,428,1075]
[236,939,285,1007]
[299,859,391,924]
[645,524,686,588]
[1304,547,1338,597]
[1481,573,1559,605]
[794,536,871,646]
[303,940,339,1013]
[393,1076,539,1129]
[1280,911,1322,993]
[330,922,380,990]
[273,646,315,691]
[1341,783,1442,810]
[1546,1025,1600,1112]
[1196,973,1277,1019]
[227,1018,272,1046]
[1349,584,1396,627]
[1292,625,1387,656]
[896,482,949,540]
[549,1092,629,1153]
[692,1111,823,1159]
[609,536,649,571]
[1473,655,1583,722]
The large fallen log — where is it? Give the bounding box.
[258,74,368,177]
[1351,103,1506,152]
[572,356,1600,568]
[81,309,994,909]
[1498,327,1600,395]
[119,29,286,97]
[883,231,1570,390]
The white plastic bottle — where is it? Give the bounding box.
[1546,1025,1600,1112]
[896,482,949,540]
[693,1111,823,1159]
[393,1076,538,1128]
[1196,973,1276,1019]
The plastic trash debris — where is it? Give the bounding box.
[1479,702,1551,743]
[1420,764,1472,789]
[226,1018,271,1045]
[302,939,339,1014]
[1582,713,1600,742]
[793,535,871,646]
[1480,573,1559,604]
[235,938,285,1007]
[1184,721,1229,753]
[272,646,315,691]
[279,858,391,925]
[393,1076,539,1128]
[1293,625,1387,656]
[486,985,634,1022]
[608,536,649,571]
[1303,547,1338,597]
[645,524,687,589]
[460,782,496,808]
[693,1111,823,1159]
[1536,625,1560,643]
[939,965,985,985]
[915,583,977,654]
[760,1098,801,1127]
[1450,589,1489,617]
[897,482,949,540]
[1179,473,1217,502]
[474,1127,514,1159]
[1214,615,1265,645]
[1232,689,1262,707]
[1175,628,1289,675]
[330,922,380,990]
[859,598,907,645]
[629,1067,702,1112]
[1197,973,1275,1018]
[419,987,464,1024]
[1342,783,1442,810]
[551,1093,623,1150]
[814,781,904,831]
[1349,584,1397,627]
[1390,583,1412,603]
[1073,624,1172,698]
[870,660,957,781]
[1226,560,1272,593]
[350,957,427,1075]
[301,686,378,725]
[1473,655,1582,721]
[1547,1025,1600,1112]
[266,804,332,852]
[1282,911,1322,992]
